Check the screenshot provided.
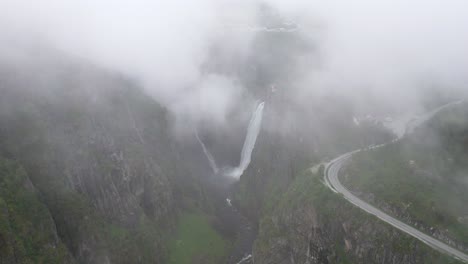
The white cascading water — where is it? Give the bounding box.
[195,101,265,179]
[195,130,219,174]
[225,101,265,178]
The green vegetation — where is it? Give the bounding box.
[343,103,468,246]
[0,153,167,263]
[168,212,229,264]
[254,167,463,263]
[0,157,72,263]
[0,84,176,263]
[104,215,166,264]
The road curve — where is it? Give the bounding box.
[323,100,468,263]
[324,151,468,262]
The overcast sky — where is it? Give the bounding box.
[1,0,467,122]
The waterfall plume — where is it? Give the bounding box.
[225,101,265,179]
[195,101,265,179]
[195,130,219,174]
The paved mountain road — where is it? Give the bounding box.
[323,101,468,263]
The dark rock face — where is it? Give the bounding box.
[253,187,443,264]
[251,166,462,264]
[0,158,75,264]
[0,57,180,263]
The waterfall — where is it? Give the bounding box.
[225,101,265,179]
[195,130,219,174]
[195,101,265,179]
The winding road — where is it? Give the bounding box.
[324,101,468,263]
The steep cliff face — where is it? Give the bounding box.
[253,170,462,264]
[0,157,74,264]
[0,56,184,263]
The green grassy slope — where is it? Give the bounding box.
[343,102,468,247]
[254,168,462,263]
[0,157,73,263]
[168,212,229,264]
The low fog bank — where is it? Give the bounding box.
[1,0,468,135]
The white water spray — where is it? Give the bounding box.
[225,101,265,179]
[235,254,252,264]
[195,101,265,179]
[195,130,219,174]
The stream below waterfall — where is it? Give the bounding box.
[219,197,256,264]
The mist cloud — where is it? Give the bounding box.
[0,0,258,126]
[1,0,468,123]
[269,0,468,111]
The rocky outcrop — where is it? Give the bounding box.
[0,58,181,263]
[253,171,460,264]
[0,157,75,264]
